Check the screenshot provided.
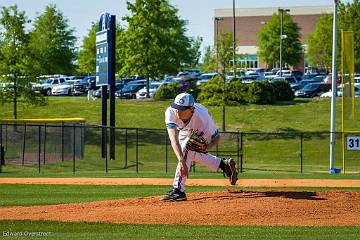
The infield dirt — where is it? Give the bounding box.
[0,178,360,226]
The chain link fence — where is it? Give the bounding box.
[1,123,358,174]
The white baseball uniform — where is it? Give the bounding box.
[165,103,221,192]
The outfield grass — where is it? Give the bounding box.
[1,96,358,132]
[0,220,359,240]
[2,98,360,239]
[1,96,360,176]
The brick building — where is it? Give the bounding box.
[214,5,333,72]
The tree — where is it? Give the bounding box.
[257,12,303,68]
[307,0,360,72]
[120,0,195,97]
[184,36,202,69]
[200,45,216,73]
[216,33,235,76]
[78,23,97,74]
[29,4,76,75]
[307,14,333,70]
[339,0,360,72]
[78,22,125,75]
[0,5,45,119]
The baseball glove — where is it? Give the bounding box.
[186,130,208,153]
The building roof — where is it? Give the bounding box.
[215,5,333,18]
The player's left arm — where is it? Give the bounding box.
[206,130,220,150]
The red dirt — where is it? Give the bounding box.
[0,178,360,226]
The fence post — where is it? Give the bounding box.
[1,145,5,165]
[105,126,108,173]
[43,124,47,165]
[5,123,8,151]
[22,123,26,165]
[240,132,243,173]
[61,122,64,162]
[73,124,76,174]
[38,125,41,173]
[0,145,4,173]
[165,129,168,173]
[237,131,240,173]
[0,123,2,148]
[136,128,139,173]
[0,124,2,173]
[125,129,128,168]
[300,132,303,174]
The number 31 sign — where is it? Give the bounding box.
[347,136,360,150]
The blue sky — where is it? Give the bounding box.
[0,0,352,55]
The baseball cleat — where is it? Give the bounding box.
[223,158,238,185]
[160,188,187,202]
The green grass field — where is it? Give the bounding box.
[1,96,360,176]
[1,220,359,240]
[0,96,354,131]
[0,184,360,239]
[1,97,360,239]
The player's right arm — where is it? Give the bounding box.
[167,128,188,177]
[165,108,188,177]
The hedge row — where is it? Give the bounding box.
[155,76,294,105]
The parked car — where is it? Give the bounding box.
[324,74,342,85]
[295,82,331,98]
[297,79,323,90]
[271,76,299,91]
[173,72,193,82]
[32,78,66,96]
[73,76,94,95]
[51,81,74,96]
[136,82,165,99]
[115,82,147,99]
[320,86,360,98]
[307,75,326,82]
[301,73,319,81]
[92,82,125,98]
[196,73,219,86]
[337,86,360,97]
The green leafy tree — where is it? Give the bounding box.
[121,0,195,97]
[200,45,216,72]
[217,33,235,76]
[78,22,125,75]
[307,1,360,72]
[339,0,360,72]
[257,12,303,68]
[0,5,45,119]
[29,4,76,75]
[78,23,97,74]
[307,14,333,70]
[185,36,202,69]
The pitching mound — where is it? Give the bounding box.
[0,190,359,226]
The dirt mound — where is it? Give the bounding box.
[1,190,359,226]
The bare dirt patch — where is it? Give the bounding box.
[0,190,359,226]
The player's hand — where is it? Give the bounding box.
[180,160,188,177]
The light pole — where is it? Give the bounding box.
[233,0,236,79]
[215,17,223,73]
[278,8,290,77]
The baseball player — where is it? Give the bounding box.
[161,93,238,202]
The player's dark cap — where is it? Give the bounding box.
[171,93,195,110]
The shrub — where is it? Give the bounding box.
[227,79,249,104]
[246,81,276,104]
[272,80,295,101]
[186,80,200,101]
[154,83,180,100]
[197,75,224,106]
